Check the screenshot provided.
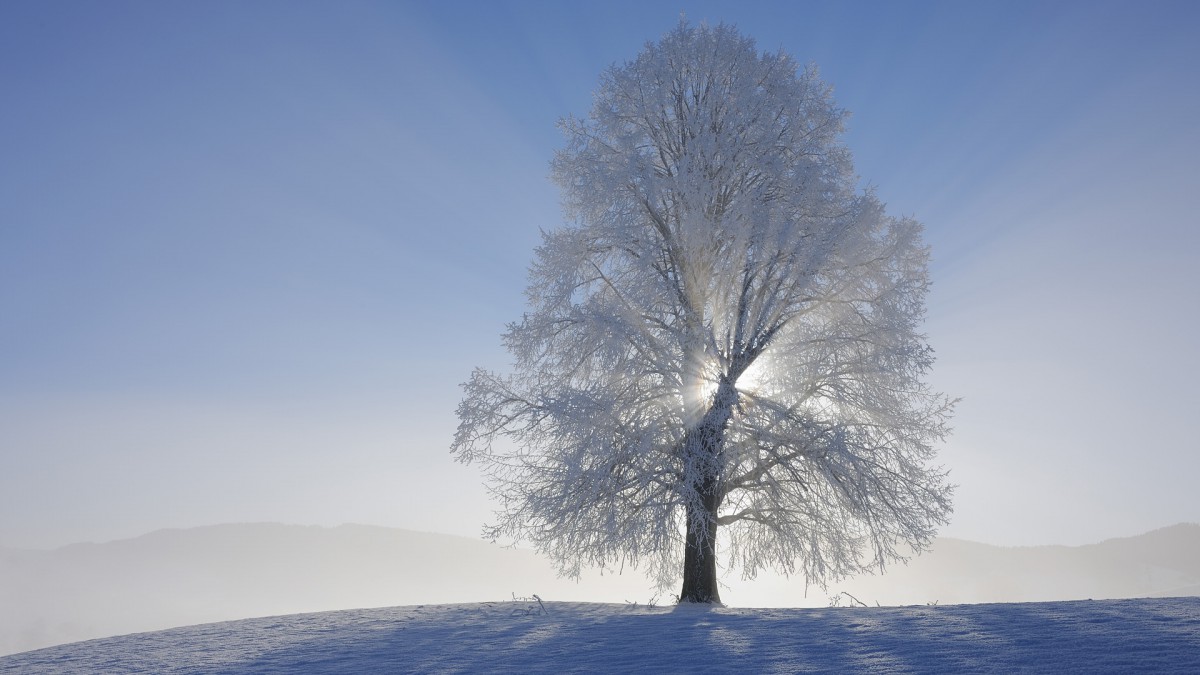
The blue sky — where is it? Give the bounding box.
[2,0,1198,550]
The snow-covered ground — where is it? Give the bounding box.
[2,597,1198,673]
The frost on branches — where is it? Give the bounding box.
[452,22,954,604]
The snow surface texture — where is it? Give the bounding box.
[3,598,1198,673]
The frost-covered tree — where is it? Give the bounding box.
[453,22,954,604]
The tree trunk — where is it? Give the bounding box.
[678,375,736,603]
[679,480,721,603]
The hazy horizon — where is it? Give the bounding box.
[3,1,1199,554]
[5,520,1200,657]
[5,518,1200,553]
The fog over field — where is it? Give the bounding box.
[3,522,1199,657]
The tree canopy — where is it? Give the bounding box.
[453,21,954,603]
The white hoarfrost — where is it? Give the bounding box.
[453,22,954,601]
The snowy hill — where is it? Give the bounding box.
[2,598,1199,673]
[4,523,1200,657]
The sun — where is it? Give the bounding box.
[736,359,767,394]
[695,357,769,409]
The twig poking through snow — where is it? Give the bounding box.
[831,591,869,608]
[509,593,547,616]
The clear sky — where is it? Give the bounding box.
[2,0,1197,551]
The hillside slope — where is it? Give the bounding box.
[3,598,1199,673]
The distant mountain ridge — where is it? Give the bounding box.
[821,523,1200,607]
[2,522,1198,657]
[0,523,654,657]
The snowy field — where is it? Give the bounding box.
[3,597,1198,673]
